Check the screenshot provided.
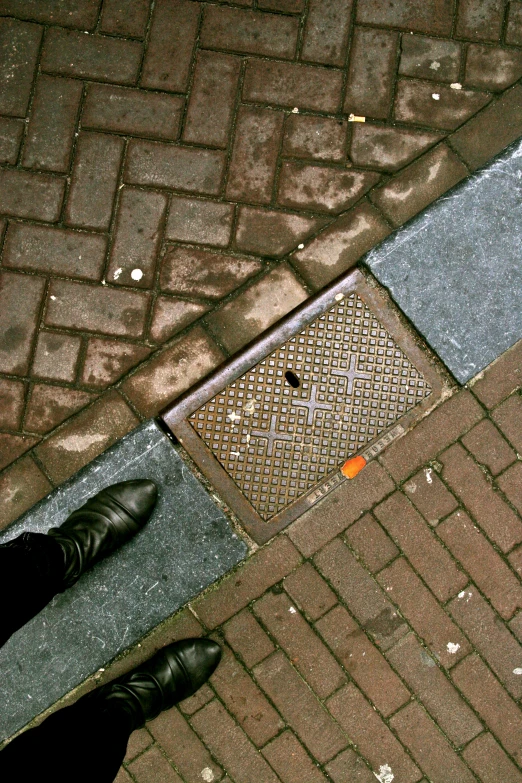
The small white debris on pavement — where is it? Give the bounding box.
[228,411,241,422]
[131,268,144,281]
[513,668,522,675]
[430,61,441,70]
[230,451,240,456]
[50,295,57,301]
[432,93,440,100]
[289,606,297,614]
[244,400,256,414]
[451,83,462,89]
[447,642,460,654]
[201,768,215,782]
[292,107,299,113]
[298,243,305,249]
[425,468,433,484]
[374,764,394,783]
[348,113,366,122]
[335,292,344,301]
[113,268,122,280]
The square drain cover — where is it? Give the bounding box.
[162,270,449,543]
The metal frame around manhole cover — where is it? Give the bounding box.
[161,268,451,544]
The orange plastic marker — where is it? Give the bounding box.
[341,454,367,479]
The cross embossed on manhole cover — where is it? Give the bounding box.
[162,270,449,544]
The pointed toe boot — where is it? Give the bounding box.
[48,479,158,591]
[83,638,222,730]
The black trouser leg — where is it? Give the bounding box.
[0,697,133,783]
[0,532,65,648]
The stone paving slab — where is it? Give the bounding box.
[0,420,247,743]
[365,138,522,383]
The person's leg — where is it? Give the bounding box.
[0,532,65,648]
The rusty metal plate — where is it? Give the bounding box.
[162,269,450,544]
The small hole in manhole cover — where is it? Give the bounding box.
[285,370,300,388]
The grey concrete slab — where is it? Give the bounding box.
[365,138,522,383]
[0,420,247,742]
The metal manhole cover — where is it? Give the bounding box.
[162,269,450,544]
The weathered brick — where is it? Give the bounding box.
[149,297,209,344]
[283,561,337,620]
[41,28,142,84]
[46,280,150,338]
[301,0,353,66]
[3,223,107,280]
[166,198,234,248]
[399,35,461,82]
[0,455,52,531]
[107,188,168,288]
[254,651,347,763]
[461,418,517,474]
[0,18,42,117]
[471,338,522,407]
[492,394,522,451]
[160,246,262,300]
[283,115,347,162]
[456,0,506,40]
[193,536,302,628]
[123,727,153,763]
[191,699,279,783]
[452,653,522,765]
[0,271,46,375]
[115,768,133,783]
[377,558,471,668]
[254,591,346,698]
[0,433,38,471]
[402,467,458,525]
[121,326,224,417]
[462,732,522,783]
[223,608,275,667]
[22,75,82,172]
[178,684,214,716]
[449,588,522,698]
[350,124,443,172]
[148,706,222,783]
[32,331,82,382]
[183,51,240,148]
[83,84,183,141]
[100,0,150,38]
[262,731,328,783]
[35,391,139,484]
[0,117,24,164]
[327,684,421,783]
[278,162,379,214]
[465,44,522,91]
[379,389,484,482]
[81,338,151,389]
[315,537,409,649]
[65,132,124,230]
[0,378,25,430]
[0,1,100,29]
[235,206,326,258]
[325,749,376,783]
[243,59,343,113]
[210,643,284,746]
[200,6,299,58]
[374,491,467,601]
[440,442,522,552]
[344,513,399,572]
[317,604,410,715]
[371,143,468,227]
[0,168,65,221]
[449,84,522,170]
[291,200,391,289]
[205,264,307,354]
[128,745,183,782]
[142,0,198,91]
[498,462,522,515]
[226,106,284,204]
[356,0,455,35]
[259,0,303,10]
[125,140,225,195]
[344,28,399,119]
[386,633,483,745]
[506,0,522,45]
[288,460,395,556]
[25,385,93,435]
[390,702,476,783]
[395,78,491,130]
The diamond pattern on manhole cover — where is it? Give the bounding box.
[162,269,449,544]
[189,293,431,521]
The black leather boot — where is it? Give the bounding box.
[47,479,158,591]
[81,639,222,730]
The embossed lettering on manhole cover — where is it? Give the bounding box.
[162,270,449,544]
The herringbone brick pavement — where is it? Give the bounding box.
[1,0,522,526]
